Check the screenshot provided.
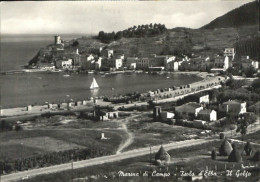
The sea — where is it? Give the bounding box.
[0,34,202,108]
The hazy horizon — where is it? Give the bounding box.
[1,1,254,35]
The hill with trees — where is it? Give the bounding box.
[97,23,167,43]
[201,1,259,29]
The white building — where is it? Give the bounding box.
[164,56,178,71]
[241,56,259,70]
[175,102,203,117]
[199,95,209,104]
[160,111,175,122]
[219,100,247,115]
[224,48,235,60]
[125,57,138,70]
[54,35,62,44]
[211,56,230,72]
[101,49,113,58]
[197,109,217,122]
[95,57,102,70]
[108,58,123,69]
[56,59,73,69]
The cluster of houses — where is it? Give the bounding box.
[153,93,248,128]
[31,36,259,74]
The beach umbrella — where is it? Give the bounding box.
[219,139,233,156]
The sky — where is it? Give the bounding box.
[0,0,253,35]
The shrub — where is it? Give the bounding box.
[219,133,225,139]
[211,149,217,160]
[252,150,260,162]
[219,139,232,156]
[244,141,254,156]
[228,146,242,162]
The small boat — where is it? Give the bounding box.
[63,74,70,77]
[90,77,99,90]
[88,71,94,74]
[167,77,170,79]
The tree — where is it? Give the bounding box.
[211,149,217,160]
[72,40,79,47]
[219,139,232,156]
[236,114,252,141]
[244,141,254,156]
[98,31,105,39]
[252,77,260,92]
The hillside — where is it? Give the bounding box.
[102,25,258,58]
[29,1,259,66]
[201,1,259,29]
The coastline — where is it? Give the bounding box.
[0,73,225,118]
[0,70,204,109]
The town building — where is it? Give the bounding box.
[219,100,247,115]
[54,35,62,45]
[160,111,175,122]
[189,56,212,71]
[197,109,217,122]
[136,57,150,69]
[150,55,166,67]
[211,56,230,72]
[125,57,138,70]
[95,109,119,121]
[224,48,235,60]
[55,59,73,69]
[175,102,203,117]
[108,58,123,69]
[241,56,259,70]
[35,62,55,70]
[164,56,178,71]
[101,49,113,58]
[95,57,102,70]
[199,95,210,104]
[193,120,207,128]
[153,106,162,120]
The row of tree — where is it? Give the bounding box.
[97,23,167,43]
[235,37,259,61]
[0,146,111,174]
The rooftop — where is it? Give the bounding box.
[223,100,245,105]
[176,102,202,113]
[198,109,214,115]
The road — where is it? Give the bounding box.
[2,118,259,182]
[1,138,214,182]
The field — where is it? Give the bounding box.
[22,140,260,182]
[0,114,126,162]
[243,130,260,144]
[124,112,203,151]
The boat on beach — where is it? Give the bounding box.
[90,77,99,90]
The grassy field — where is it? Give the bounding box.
[0,116,125,162]
[243,130,260,144]
[22,140,260,182]
[123,112,203,151]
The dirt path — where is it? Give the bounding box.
[116,122,134,154]
[115,114,140,154]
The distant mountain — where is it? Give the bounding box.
[201,1,259,29]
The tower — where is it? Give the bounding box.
[54,35,61,44]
